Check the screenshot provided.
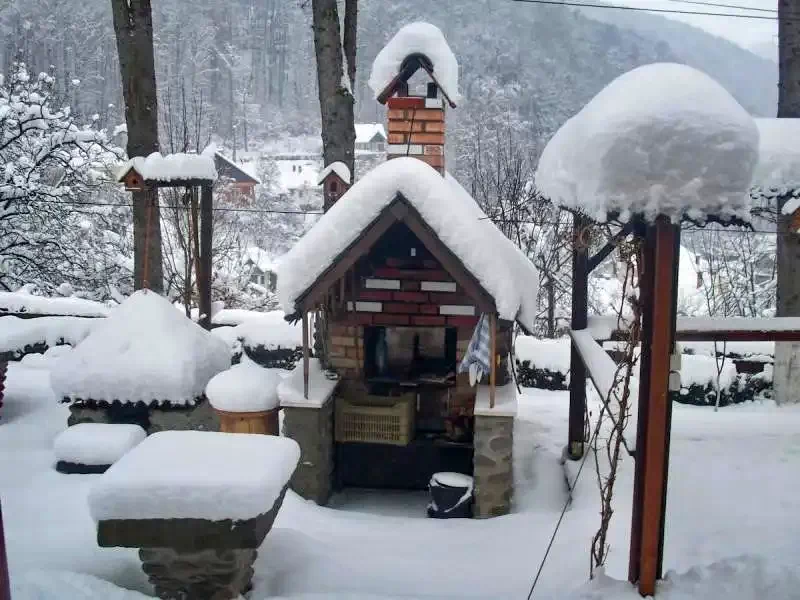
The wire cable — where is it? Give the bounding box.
[512,0,781,21]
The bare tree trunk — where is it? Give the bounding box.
[311,0,356,177]
[343,0,358,90]
[110,0,163,293]
[775,0,800,403]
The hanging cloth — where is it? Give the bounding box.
[458,314,491,387]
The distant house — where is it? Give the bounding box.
[244,247,277,291]
[214,152,261,201]
[355,123,387,152]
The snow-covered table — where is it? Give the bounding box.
[54,423,146,474]
[89,430,300,599]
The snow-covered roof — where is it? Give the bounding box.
[535,63,759,224]
[354,124,387,146]
[118,151,218,183]
[276,157,539,329]
[368,22,461,104]
[214,152,261,184]
[50,290,230,405]
[748,119,800,211]
[317,161,352,185]
[244,247,274,273]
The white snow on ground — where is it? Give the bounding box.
[514,336,571,374]
[50,290,230,405]
[277,157,539,330]
[0,291,111,317]
[316,161,351,185]
[88,430,300,522]
[278,358,339,408]
[368,22,461,104]
[277,159,320,190]
[206,357,281,412]
[53,423,146,466]
[0,316,96,356]
[749,118,800,209]
[12,570,152,600]
[536,63,759,223]
[119,151,217,183]
[4,358,800,599]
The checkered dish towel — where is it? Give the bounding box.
[458,314,491,387]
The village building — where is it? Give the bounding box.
[243,247,277,292]
[355,123,387,153]
[213,152,260,202]
[276,24,539,518]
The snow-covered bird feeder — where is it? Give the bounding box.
[89,430,300,599]
[50,290,230,434]
[53,423,146,474]
[205,357,282,435]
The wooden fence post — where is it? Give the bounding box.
[198,184,213,330]
[568,214,590,459]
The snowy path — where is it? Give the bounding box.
[3,363,800,598]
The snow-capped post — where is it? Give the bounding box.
[568,215,591,460]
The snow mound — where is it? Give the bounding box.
[237,311,303,349]
[680,353,737,389]
[278,358,339,408]
[536,63,759,223]
[50,290,230,405]
[277,157,539,330]
[88,430,300,521]
[0,316,96,356]
[749,118,800,210]
[368,22,461,104]
[206,357,282,412]
[120,151,217,183]
[514,337,571,374]
[53,423,146,466]
[0,291,110,317]
[317,161,351,185]
[12,570,153,600]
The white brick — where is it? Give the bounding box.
[425,97,443,109]
[387,144,423,155]
[347,301,383,312]
[421,281,457,293]
[365,278,400,290]
[439,304,476,316]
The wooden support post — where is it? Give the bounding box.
[0,500,10,600]
[568,215,590,459]
[198,184,213,330]
[489,312,497,408]
[629,217,679,597]
[302,311,310,400]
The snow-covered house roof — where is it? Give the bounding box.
[354,124,387,146]
[214,152,260,185]
[369,22,461,106]
[50,290,230,406]
[244,247,274,273]
[317,161,352,185]
[535,63,759,224]
[276,157,539,330]
[748,119,800,213]
[117,151,218,184]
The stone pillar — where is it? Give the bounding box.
[472,414,514,518]
[282,398,334,505]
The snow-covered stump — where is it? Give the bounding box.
[472,383,517,518]
[278,360,339,505]
[206,358,282,435]
[89,431,299,600]
[53,423,146,474]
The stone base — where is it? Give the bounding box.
[282,400,334,505]
[67,398,219,435]
[472,414,514,518]
[140,547,256,600]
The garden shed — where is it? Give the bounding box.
[276,23,539,518]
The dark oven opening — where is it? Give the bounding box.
[364,326,457,385]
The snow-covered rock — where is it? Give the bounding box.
[0,291,111,317]
[368,22,461,104]
[0,316,96,357]
[277,157,539,330]
[50,290,230,405]
[206,357,281,413]
[536,63,759,223]
[53,423,146,467]
[88,430,300,522]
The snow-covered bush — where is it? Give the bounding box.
[514,337,570,390]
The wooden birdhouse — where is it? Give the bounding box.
[119,166,147,192]
[317,162,352,212]
[791,207,800,233]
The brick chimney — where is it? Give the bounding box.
[386,83,446,175]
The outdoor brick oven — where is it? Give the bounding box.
[278,24,538,518]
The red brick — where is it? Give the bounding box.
[388,133,407,144]
[424,121,445,133]
[412,109,445,121]
[343,312,374,325]
[374,313,410,325]
[429,292,472,304]
[417,154,445,168]
[409,132,445,145]
[373,267,403,278]
[393,291,428,303]
[388,120,426,133]
[384,302,419,314]
[419,304,438,315]
[345,346,361,359]
[448,316,479,328]
[412,315,446,326]
[358,290,393,302]
[401,280,420,291]
[387,96,426,109]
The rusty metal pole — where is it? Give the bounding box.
[0,499,11,600]
[568,215,590,459]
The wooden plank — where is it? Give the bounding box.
[302,312,309,400]
[490,312,497,408]
[637,218,679,597]
[587,221,635,272]
[568,214,590,459]
[198,184,213,330]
